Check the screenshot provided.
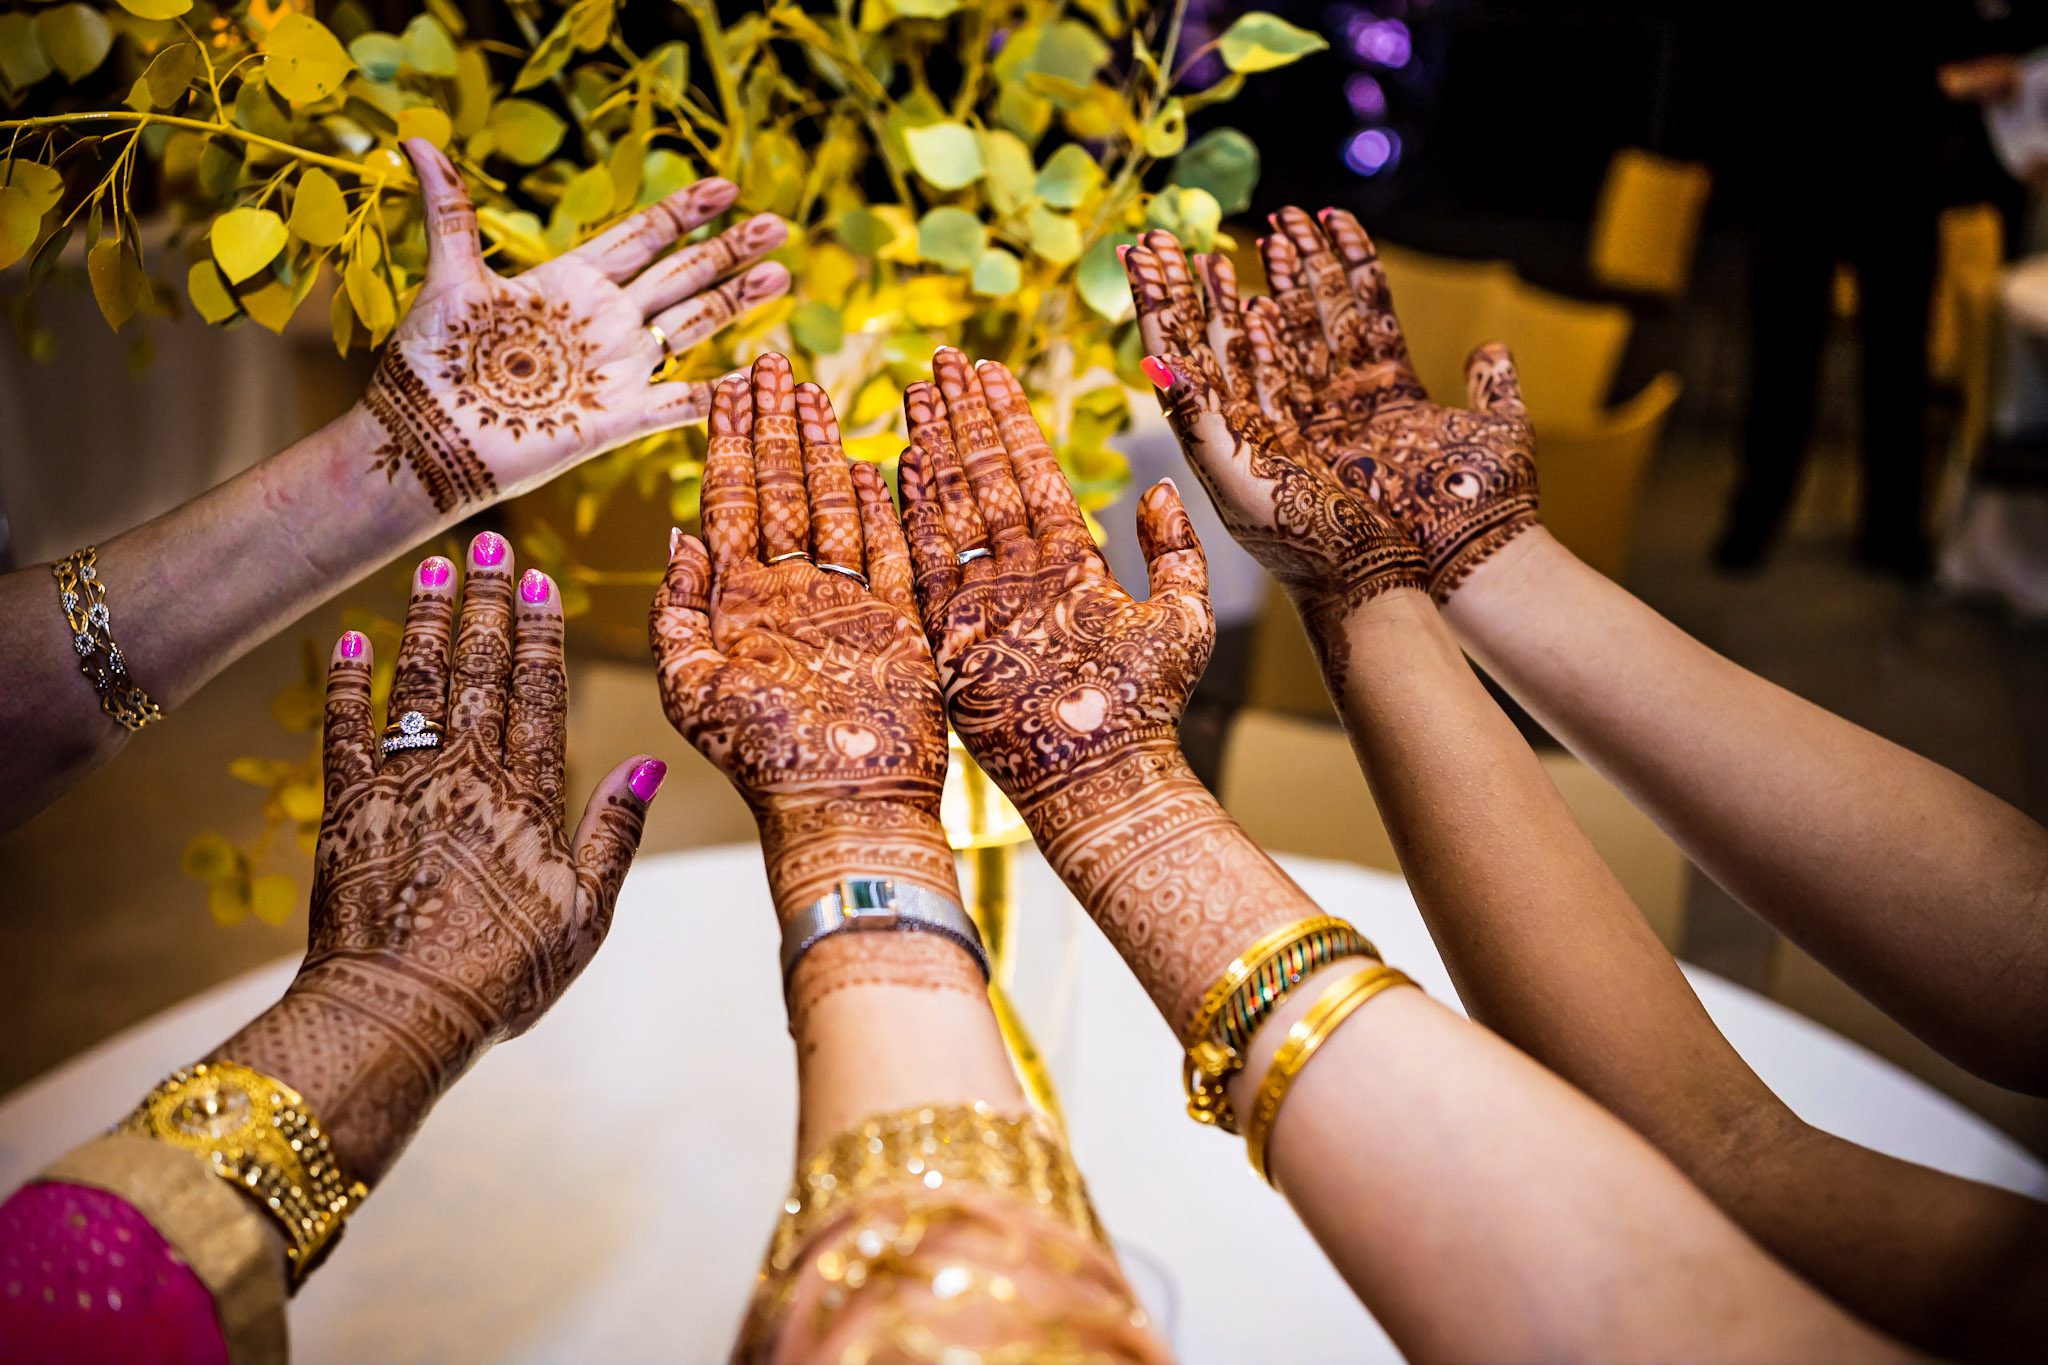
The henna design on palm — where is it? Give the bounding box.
[649,355,978,1002]
[362,139,792,516]
[215,536,654,1184]
[1259,206,1541,599]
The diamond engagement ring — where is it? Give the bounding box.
[955,546,992,565]
[380,710,445,756]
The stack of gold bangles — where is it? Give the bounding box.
[1180,914,1420,1184]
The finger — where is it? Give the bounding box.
[1125,246,1183,370]
[383,554,458,770]
[1244,299,1301,424]
[634,378,715,434]
[647,262,789,357]
[449,530,515,750]
[750,353,809,562]
[1319,208,1414,371]
[1465,342,1527,419]
[1195,252,1258,401]
[650,529,724,708]
[850,461,916,615]
[569,178,740,283]
[624,212,786,314]
[1140,230,1209,348]
[1137,477,1209,604]
[974,359,1095,559]
[1258,228,1331,382]
[503,567,568,826]
[567,753,661,977]
[904,381,992,567]
[702,374,759,573]
[323,630,376,801]
[897,442,961,635]
[933,348,1031,547]
[402,138,486,291]
[1275,205,1366,367]
[795,383,863,574]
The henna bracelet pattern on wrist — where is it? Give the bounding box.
[1179,915,1377,1134]
[53,546,162,732]
[1244,965,1420,1185]
[118,1061,369,1289]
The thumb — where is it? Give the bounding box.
[403,137,487,291]
[1465,342,1526,419]
[1136,477,1209,605]
[567,754,662,976]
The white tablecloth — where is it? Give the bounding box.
[2,847,2041,1363]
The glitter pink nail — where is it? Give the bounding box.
[519,569,551,604]
[628,759,667,802]
[338,630,366,660]
[472,532,507,567]
[418,555,453,588]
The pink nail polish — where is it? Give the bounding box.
[1140,356,1175,391]
[628,759,667,802]
[418,555,453,588]
[1116,244,1131,262]
[472,532,507,567]
[338,630,366,660]
[519,569,551,604]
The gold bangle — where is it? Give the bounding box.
[118,1061,368,1289]
[1181,914,1357,1047]
[53,546,162,732]
[1244,964,1419,1185]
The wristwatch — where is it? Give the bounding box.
[780,877,991,986]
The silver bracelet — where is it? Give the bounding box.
[780,878,990,987]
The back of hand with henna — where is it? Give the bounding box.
[898,350,1334,1032]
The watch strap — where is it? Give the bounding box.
[780,878,990,986]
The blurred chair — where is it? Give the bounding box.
[1218,707,1689,951]
[1536,372,1685,579]
[1376,244,1518,403]
[1586,148,1713,300]
[1829,202,2003,386]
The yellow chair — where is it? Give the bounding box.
[1218,708,1690,951]
[1931,203,2005,386]
[1376,244,1518,405]
[1535,372,1684,579]
[1587,149,1713,300]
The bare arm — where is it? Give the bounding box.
[0,137,789,832]
[905,342,1903,1362]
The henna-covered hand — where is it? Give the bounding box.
[1122,233,1423,652]
[1257,207,1540,599]
[359,138,791,517]
[214,535,658,1185]
[650,355,979,1018]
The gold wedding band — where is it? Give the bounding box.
[646,322,672,355]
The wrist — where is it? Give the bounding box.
[258,401,446,569]
[756,795,959,923]
[1436,522,1564,625]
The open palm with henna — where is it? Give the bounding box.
[896,347,1216,812]
[214,533,658,1185]
[359,138,790,517]
[1257,206,1540,599]
[1121,234,1423,643]
[650,354,961,927]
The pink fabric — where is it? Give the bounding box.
[0,1182,229,1365]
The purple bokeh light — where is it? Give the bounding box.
[1344,128,1401,176]
[1349,17,1412,68]
[1344,74,1387,120]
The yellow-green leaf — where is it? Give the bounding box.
[789,300,844,355]
[1143,98,1187,157]
[1035,144,1102,208]
[837,206,901,255]
[133,42,198,109]
[488,98,567,164]
[401,15,458,77]
[1171,127,1259,215]
[972,246,1022,297]
[556,163,615,228]
[181,832,238,882]
[1077,234,1135,320]
[1026,205,1081,264]
[917,205,985,271]
[87,238,145,330]
[208,878,250,925]
[211,206,288,284]
[513,11,577,92]
[0,188,38,270]
[996,80,1051,141]
[7,161,62,217]
[250,873,299,925]
[395,105,453,148]
[904,121,983,191]
[241,278,302,333]
[345,252,396,337]
[1029,20,1111,85]
[115,0,192,18]
[265,14,355,107]
[0,16,51,91]
[278,782,323,824]
[287,168,347,247]
[980,129,1035,215]
[34,5,113,85]
[349,32,403,83]
[330,278,356,356]
[1217,12,1329,73]
[891,0,962,16]
[186,260,240,323]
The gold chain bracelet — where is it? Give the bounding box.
[1244,964,1419,1184]
[119,1061,368,1288]
[53,546,161,732]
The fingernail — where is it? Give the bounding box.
[628,759,667,802]
[1317,208,1333,223]
[1116,244,1132,262]
[1159,476,1178,493]
[1140,356,1175,390]
[519,569,551,604]
[472,531,507,567]
[418,555,453,588]
[338,630,366,660]
[669,526,684,559]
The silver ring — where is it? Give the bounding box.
[380,709,444,756]
[817,562,869,587]
[765,551,810,565]
[956,546,992,565]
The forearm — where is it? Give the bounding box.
[0,402,444,830]
[1444,529,2048,1089]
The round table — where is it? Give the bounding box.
[2,847,2041,1363]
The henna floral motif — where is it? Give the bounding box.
[1258,207,1540,599]
[649,356,984,1005]
[357,139,791,517]
[1122,236,1423,685]
[215,537,653,1184]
